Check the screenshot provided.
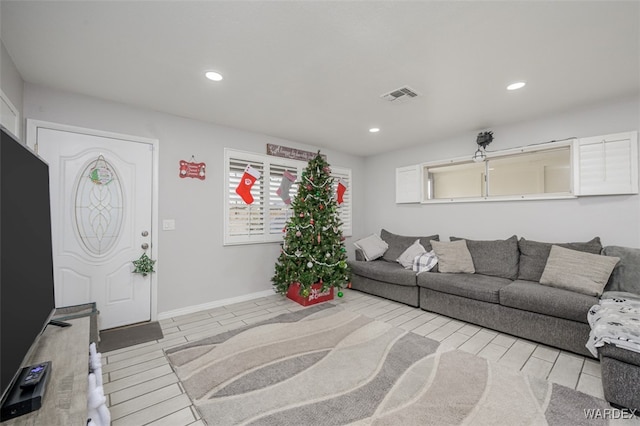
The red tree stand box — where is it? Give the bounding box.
[286,282,334,306]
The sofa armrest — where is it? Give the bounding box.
[355,248,366,261]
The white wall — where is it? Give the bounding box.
[18,81,640,317]
[362,95,640,247]
[23,83,365,316]
[0,39,24,138]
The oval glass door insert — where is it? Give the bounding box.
[75,156,124,256]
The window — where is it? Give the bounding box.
[422,143,573,202]
[224,149,352,245]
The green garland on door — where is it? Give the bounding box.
[132,252,156,276]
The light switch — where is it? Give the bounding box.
[162,219,176,231]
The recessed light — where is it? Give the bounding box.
[507,81,526,91]
[369,128,380,133]
[205,71,223,82]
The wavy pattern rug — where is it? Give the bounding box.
[165,304,615,425]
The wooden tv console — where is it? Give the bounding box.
[3,307,95,425]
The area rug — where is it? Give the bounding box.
[165,305,620,425]
[98,321,164,352]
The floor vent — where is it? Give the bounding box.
[380,86,419,103]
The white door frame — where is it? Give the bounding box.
[26,119,160,323]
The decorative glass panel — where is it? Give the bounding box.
[75,157,124,255]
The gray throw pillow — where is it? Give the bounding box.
[450,235,519,280]
[540,245,619,296]
[380,229,439,263]
[603,246,640,295]
[431,240,475,274]
[518,237,602,282]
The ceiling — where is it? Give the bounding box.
[1,1,638,157]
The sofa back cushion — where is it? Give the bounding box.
[517,237,602,282]
[450,235,519,280]
[603,245,640,295]
[380,229,439,263]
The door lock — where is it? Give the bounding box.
[141,231,149,237]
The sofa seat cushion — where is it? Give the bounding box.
[417,273,511,304]
[348,260,417,287]
[500,280,598,324]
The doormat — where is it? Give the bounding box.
[98,321,164,353]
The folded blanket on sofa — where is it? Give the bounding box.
[586,294,640,357]
[413,251,438,274]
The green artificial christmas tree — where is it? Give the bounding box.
[272,152,351,297]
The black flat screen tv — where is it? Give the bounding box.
[0,126,56,403]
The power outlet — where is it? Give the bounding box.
[162,219,176,231]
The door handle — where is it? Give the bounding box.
[141,243,149,250]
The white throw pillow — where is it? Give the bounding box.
[354,234,389,261]
[540,245,620,296]
[396,239,427,269]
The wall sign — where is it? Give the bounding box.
[179,157,206,180]
[267,144,326,162]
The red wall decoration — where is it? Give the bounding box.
[179,158,206,180]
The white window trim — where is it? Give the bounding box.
[224,148,352,245]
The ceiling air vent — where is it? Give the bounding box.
[380,86,419,103]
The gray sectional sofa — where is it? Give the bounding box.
[348,231,636,357]
[350,231,640,410]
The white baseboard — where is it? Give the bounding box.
[157,289,276,321]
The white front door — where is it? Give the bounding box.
[34,125,155,330]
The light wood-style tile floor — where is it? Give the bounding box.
[101,289,606,425]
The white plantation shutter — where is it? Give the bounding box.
[396,165,421,203]
[575,132,638,196]
[269,163,299,235]
[331,167,352,237]
[225,148,352,244]
[227,157,265,243]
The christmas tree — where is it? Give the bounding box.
[272,152,350,297]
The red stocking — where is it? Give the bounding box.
[337,179,346,204]
[235,165,261,204]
